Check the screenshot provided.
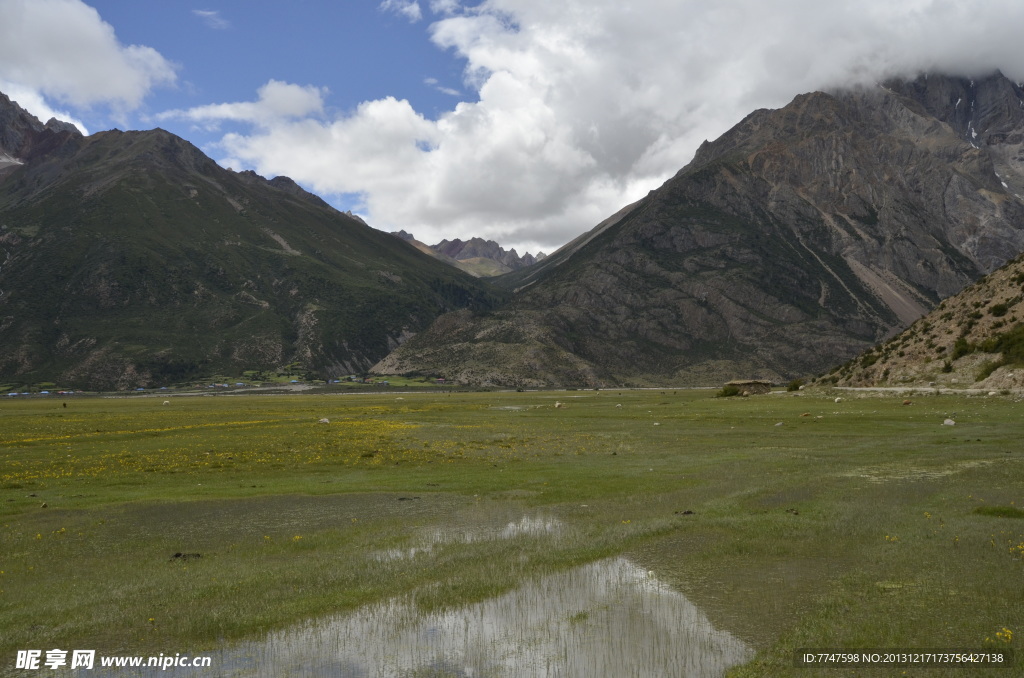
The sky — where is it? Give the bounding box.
[3,1,1024,255]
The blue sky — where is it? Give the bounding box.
[87,1,469,128]
[3,0,1024,254]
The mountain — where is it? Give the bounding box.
[373,72,1024,388]
[391,231,546,277]
[0,94,501,389]
[0,92,83,179]
[432,237,546,276]
[827,251,1024,390]
[390,230,470,272]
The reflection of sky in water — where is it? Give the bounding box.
[374,516,562,561]
[435,514,562,544]
[85,556,751,677]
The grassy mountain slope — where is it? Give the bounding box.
[0,122,500,388]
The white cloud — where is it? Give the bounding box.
[0,0,176,118]
[425,77,461,96]
[214,95,439,204]
[380,0,423,23]
[164,0,1024,253]
[159,80,327,127]
[429,0,461,15]
[193,9,230,30]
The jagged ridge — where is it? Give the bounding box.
[392,231,546,277]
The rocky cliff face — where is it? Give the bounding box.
[374,72,1024,387]
[0,92,82,180]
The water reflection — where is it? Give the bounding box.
[102,557,750,677]
[374,516,562,561]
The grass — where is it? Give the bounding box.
[1,388,1021,676]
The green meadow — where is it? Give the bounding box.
[1,389,1021,676]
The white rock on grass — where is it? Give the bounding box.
[943,419,956,426]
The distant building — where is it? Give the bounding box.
[725,379,773,395]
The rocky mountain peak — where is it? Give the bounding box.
[388,231,545,277]
[43,118,82,136]
[882,71,1024,144]
[0,93,81,172]
[432,237,545,271]
[374,72,1024,388]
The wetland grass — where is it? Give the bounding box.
[1,389,1021,675]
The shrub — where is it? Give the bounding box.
[987,323,1024,363]
[716,385,741,398]
[990,302,1010,317]
[951,337,975,360]
[976,359,1004,381]
[786,379,805,392]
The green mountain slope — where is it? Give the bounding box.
[0,109,499,388]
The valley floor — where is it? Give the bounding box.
[1,388,1021,676]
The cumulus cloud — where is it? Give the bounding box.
[165,0,1024,253]
[380,0,423,23]
[193,9,230,30]
[0,0,176,116]
[158,80,327,128]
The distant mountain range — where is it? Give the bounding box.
[374,72,1024,387]
[0,92,500,389]
[6,72,1024,391]
[391,231,546,277]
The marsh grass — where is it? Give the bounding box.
[1,389,1022,675]
[974,505,1024,519]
